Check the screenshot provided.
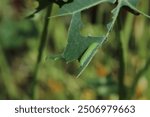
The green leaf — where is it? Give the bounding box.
[54,0,150,18]
[50,0,150,77]
[63,13,103,62]
[56,0,116,17]
[50,12,104,77]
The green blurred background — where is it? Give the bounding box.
[0,0,150,99]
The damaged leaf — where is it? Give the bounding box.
[49,0,150,77]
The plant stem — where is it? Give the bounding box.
[116,16,126,100]
[30,5,53,99]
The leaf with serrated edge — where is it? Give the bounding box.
[50,0,150,77]
[63,13,103,62]
[51,12,103,62]
[77,0,150,77]
[54,0,116,17]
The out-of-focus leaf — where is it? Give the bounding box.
[27,0,73,18]
[0,19,37,48]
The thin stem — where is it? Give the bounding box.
[30,5,53,99]
[116,15,126,100]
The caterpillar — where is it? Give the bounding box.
[79,42,99,66]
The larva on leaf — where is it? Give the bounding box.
[79,42,99,66]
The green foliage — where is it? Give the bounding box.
[0,20,37,48]
[47,0,150,77]
[50,12,104,77]
[0,0,150,99]
[56,0,116,16]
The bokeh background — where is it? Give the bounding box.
[0,0,150,99]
